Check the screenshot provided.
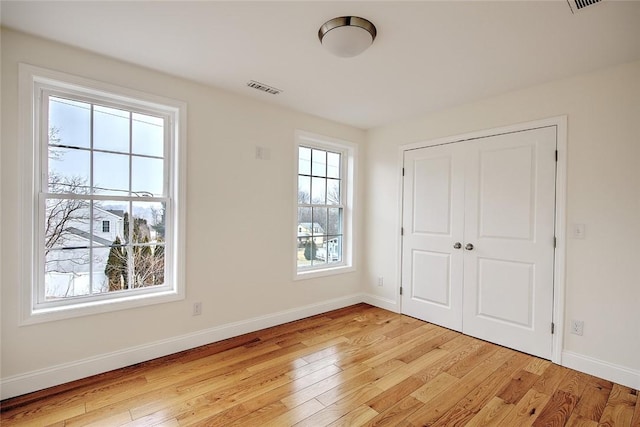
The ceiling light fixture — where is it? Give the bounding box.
[318,16,377,58]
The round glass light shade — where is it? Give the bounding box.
[318,17,377,58]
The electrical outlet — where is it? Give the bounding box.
[193,302,202,316]
[570,320,584,336]
[377,276,384,287]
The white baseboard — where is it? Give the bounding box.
[562,350,640,389]
[0,293,363,400]
[362,293,399,313]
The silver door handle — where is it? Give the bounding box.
[465,243,474,251]
[453,242,462,249]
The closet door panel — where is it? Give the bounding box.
[401,144,464,331]
[462,127,556,359]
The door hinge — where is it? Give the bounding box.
[555,150,558,162]
[402,167,405,176]
[401,227,404,236]
[553,236,557,248]
[551,322,555,334]
[400,286,403,295]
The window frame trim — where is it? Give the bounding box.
[19,63,187,325]
[294,130,357,280]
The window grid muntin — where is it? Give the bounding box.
[297,145,345,270]
[38,88,172,307]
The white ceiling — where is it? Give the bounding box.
[2,1,640,129]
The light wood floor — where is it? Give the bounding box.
[2,304,638,426]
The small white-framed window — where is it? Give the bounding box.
[295,131,356,279]
[19,64,186,324]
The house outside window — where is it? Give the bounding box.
[295,131,356,278]
[20,64,186,323]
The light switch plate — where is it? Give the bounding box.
[572,223,586,239]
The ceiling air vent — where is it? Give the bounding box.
[247,80,282,95]
[567,0,603,13]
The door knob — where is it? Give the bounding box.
[453,242,462,249]
[465,243,474,251]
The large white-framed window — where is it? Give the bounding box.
[295,131,356,279]
[19,64,186,324]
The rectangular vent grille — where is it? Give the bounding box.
[247,80,282,95]
[568,0,602,13]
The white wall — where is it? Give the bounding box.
[0,28,365,398]
[364,60,640,387]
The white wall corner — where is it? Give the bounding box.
[0,293,364,400]
[362,293,399,313]
[562,350,640,390]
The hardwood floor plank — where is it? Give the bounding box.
[444,341,500,379]
[599,384,637,426]
[558,370,591,400]
[397,330,459,364]
[280,363,371,409]
[143,342,282,382]
[294,385,382,427]
[327,404,378,427]
[631,396,640,426]
[97,343,295,416]
[498,369,542,404]
[0,374,145,423]
[411,372,459,404]
[451,351,531,414]
[217,401,289,427]
[154,419,180,427]
[315,359,405,407]
[524,357,553,376]
[410,334,486,384]
[126,362,261,419]
[133,353,329,425]
[573,375,612,422]
[423,349,527,424]
[365,376,424,413]
[301,341,352,365]
[430,404,475,427]
[173,377,291,426]
[173,358,336,425]
[533,362,570,395]
[499,388,551,426]
[62,404,132,427]
[247,337,349,373]
[464,396,513,427]
[2,304,635,427]
[380,317,425,340]
[0,402,85,427]
[332,322,436,371]
[379,347,451,387]
[362,395,423,426]
[565,412,600,426]
[532,389,579,427]
[124,395,210,426]
[361,326,442,368]
[404,346,514,425]
[261,399,326,427]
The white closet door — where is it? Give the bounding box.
[401,126,557,359]
[462,127,556,359]
[401,143,465,331]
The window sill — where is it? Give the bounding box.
[295,264,355,281]
[21,289,184,326]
